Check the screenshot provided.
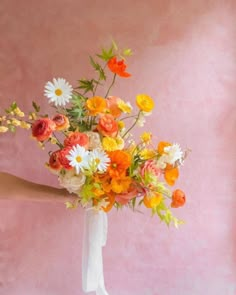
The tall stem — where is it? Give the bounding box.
[122,111,141,138]
[105,74,116,98]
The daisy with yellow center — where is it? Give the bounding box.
[89,149,110,172]
[66,144,89,174]
[44,78,73,106]
[136,94,154,112]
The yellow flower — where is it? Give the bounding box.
[143,193,163,208]
[118,100,132,113]
[116,136,124,150]
[111,175,132,194]
[118,120,125,130]
[20,121,31,129]
[102,137,118,151]
[14,107,25,117]
[50,137,58,144]
[86,96,107,116]
[140,132,152,144]
[0,126,8,133]
[136,94,154,112]
[11,119,21,126]
[139,148,156,160]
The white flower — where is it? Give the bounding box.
[88,149,110,172]
[157,155,168,169]
[59,169,85,194]
[66,144,89,174]
[164,143,183,165]
[85,131,102,150]
[44,78,73,106]
[136,113,146,127]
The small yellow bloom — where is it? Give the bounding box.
[0,116,6,122]
[139,148,156,160]
[136,94,154,112]
[20,121,31,129]
[0,126,8,133]
[115,136,124,150]
[50,137,58,144]
[14,107,25,117]
[118,100,132,113]
[140,132,152,144]
[102,137,118,151]
[11,118,21,126]
[118,120,125,130]
[29,112,37,120]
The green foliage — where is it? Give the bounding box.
[97,45,115,62]
[89,57,106,81]
[32,101,40,113]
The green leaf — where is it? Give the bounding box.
[123,48,133,56]
[32,101,40,112]
[97,45,115,62]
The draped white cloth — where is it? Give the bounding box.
[82,209,109,295]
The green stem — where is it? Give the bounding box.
[105,74,116,98]
[122,111,141,138]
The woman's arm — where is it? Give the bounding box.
[0,172,77,203]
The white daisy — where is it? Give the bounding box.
[88,149,110,172]
[44,78,73,106]
[164,143,183,165]
[66,145,89,174]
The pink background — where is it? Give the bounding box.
[0,0,236,294]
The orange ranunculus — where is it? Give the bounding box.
[32,118,56,141]
[106,96,122,118]
[49,150,62,170]
[171,189,186,208]
[107,57,131,78]
[164,164,179,186]
[107,150,131,178]
[157,141,171,154]
[86,96,107,116]
[143,193,163,208]
[52,114,70,130]
[97,114,118,137]
[64,132,89,148]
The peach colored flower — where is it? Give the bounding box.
[107,150,131,178]
[52,114,70,130]
[107,57,131,77]
[32,118,56,141]
[85,131,102,150]
[106,96,122,118]
[64,132,89,148]
[97,114,118,137]
[49,150,62,170]
[86,96,107,116]
[171,189,186,208]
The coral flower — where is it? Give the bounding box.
[97,114,118,137]
[32,118,56,141]
[64,132,89,148]
[106,96,122,118]
[107,150,131,178]
[164,164,179,186]
[52,114,70,130]
[171,189,186,208]
[49,150,62,170]
[86,96,107,116]
[58,147,73,169]
[136,94,154,112]
[107,57,131,77]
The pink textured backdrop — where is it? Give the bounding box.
[0,0,236,294]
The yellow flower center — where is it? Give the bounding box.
[95,158,100,165]
[76,156,82,163]
[55,88,63,96]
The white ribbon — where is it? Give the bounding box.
[82,209,109,295]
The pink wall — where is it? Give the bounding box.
[1,0,236,294]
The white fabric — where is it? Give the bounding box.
[82,209,109,295]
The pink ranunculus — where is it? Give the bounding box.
[32,118,56,141]
[52,114,70,131]
[64,132,89,148]
[141,160,161,179]
[97,114,118,137]
[58,147,73,169]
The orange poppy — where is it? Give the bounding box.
[107,150,131,178]
[107,57,131,78]
[157,141,171,154]
[171,189,186,208]
[102,193,116,212]
[164,164,179,186]
[86,96,107,116]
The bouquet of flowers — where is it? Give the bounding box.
[0,42,187,227]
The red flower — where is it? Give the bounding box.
[58,147,73,169]
[107,57,131,78]
[32,118,56,141]
[171,189,186,208]
[64,132,89,148]
[49,150,62,170]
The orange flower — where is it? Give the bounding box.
[171,189,186,208]
[115,184,138,205]
[64,132,89,148]
[107,150,131,178]
[107,57,131,78]
[157,141,171,154]
[111,175,132,194]
[52,114,70,131]
[106,96,122,118]
[32,118,56,141]
[97,114,118,137]
[143,192,163,208]
[164,164,179,186]
[86,96,107,116]
[102,193,115,212]
[49,150,62,170]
